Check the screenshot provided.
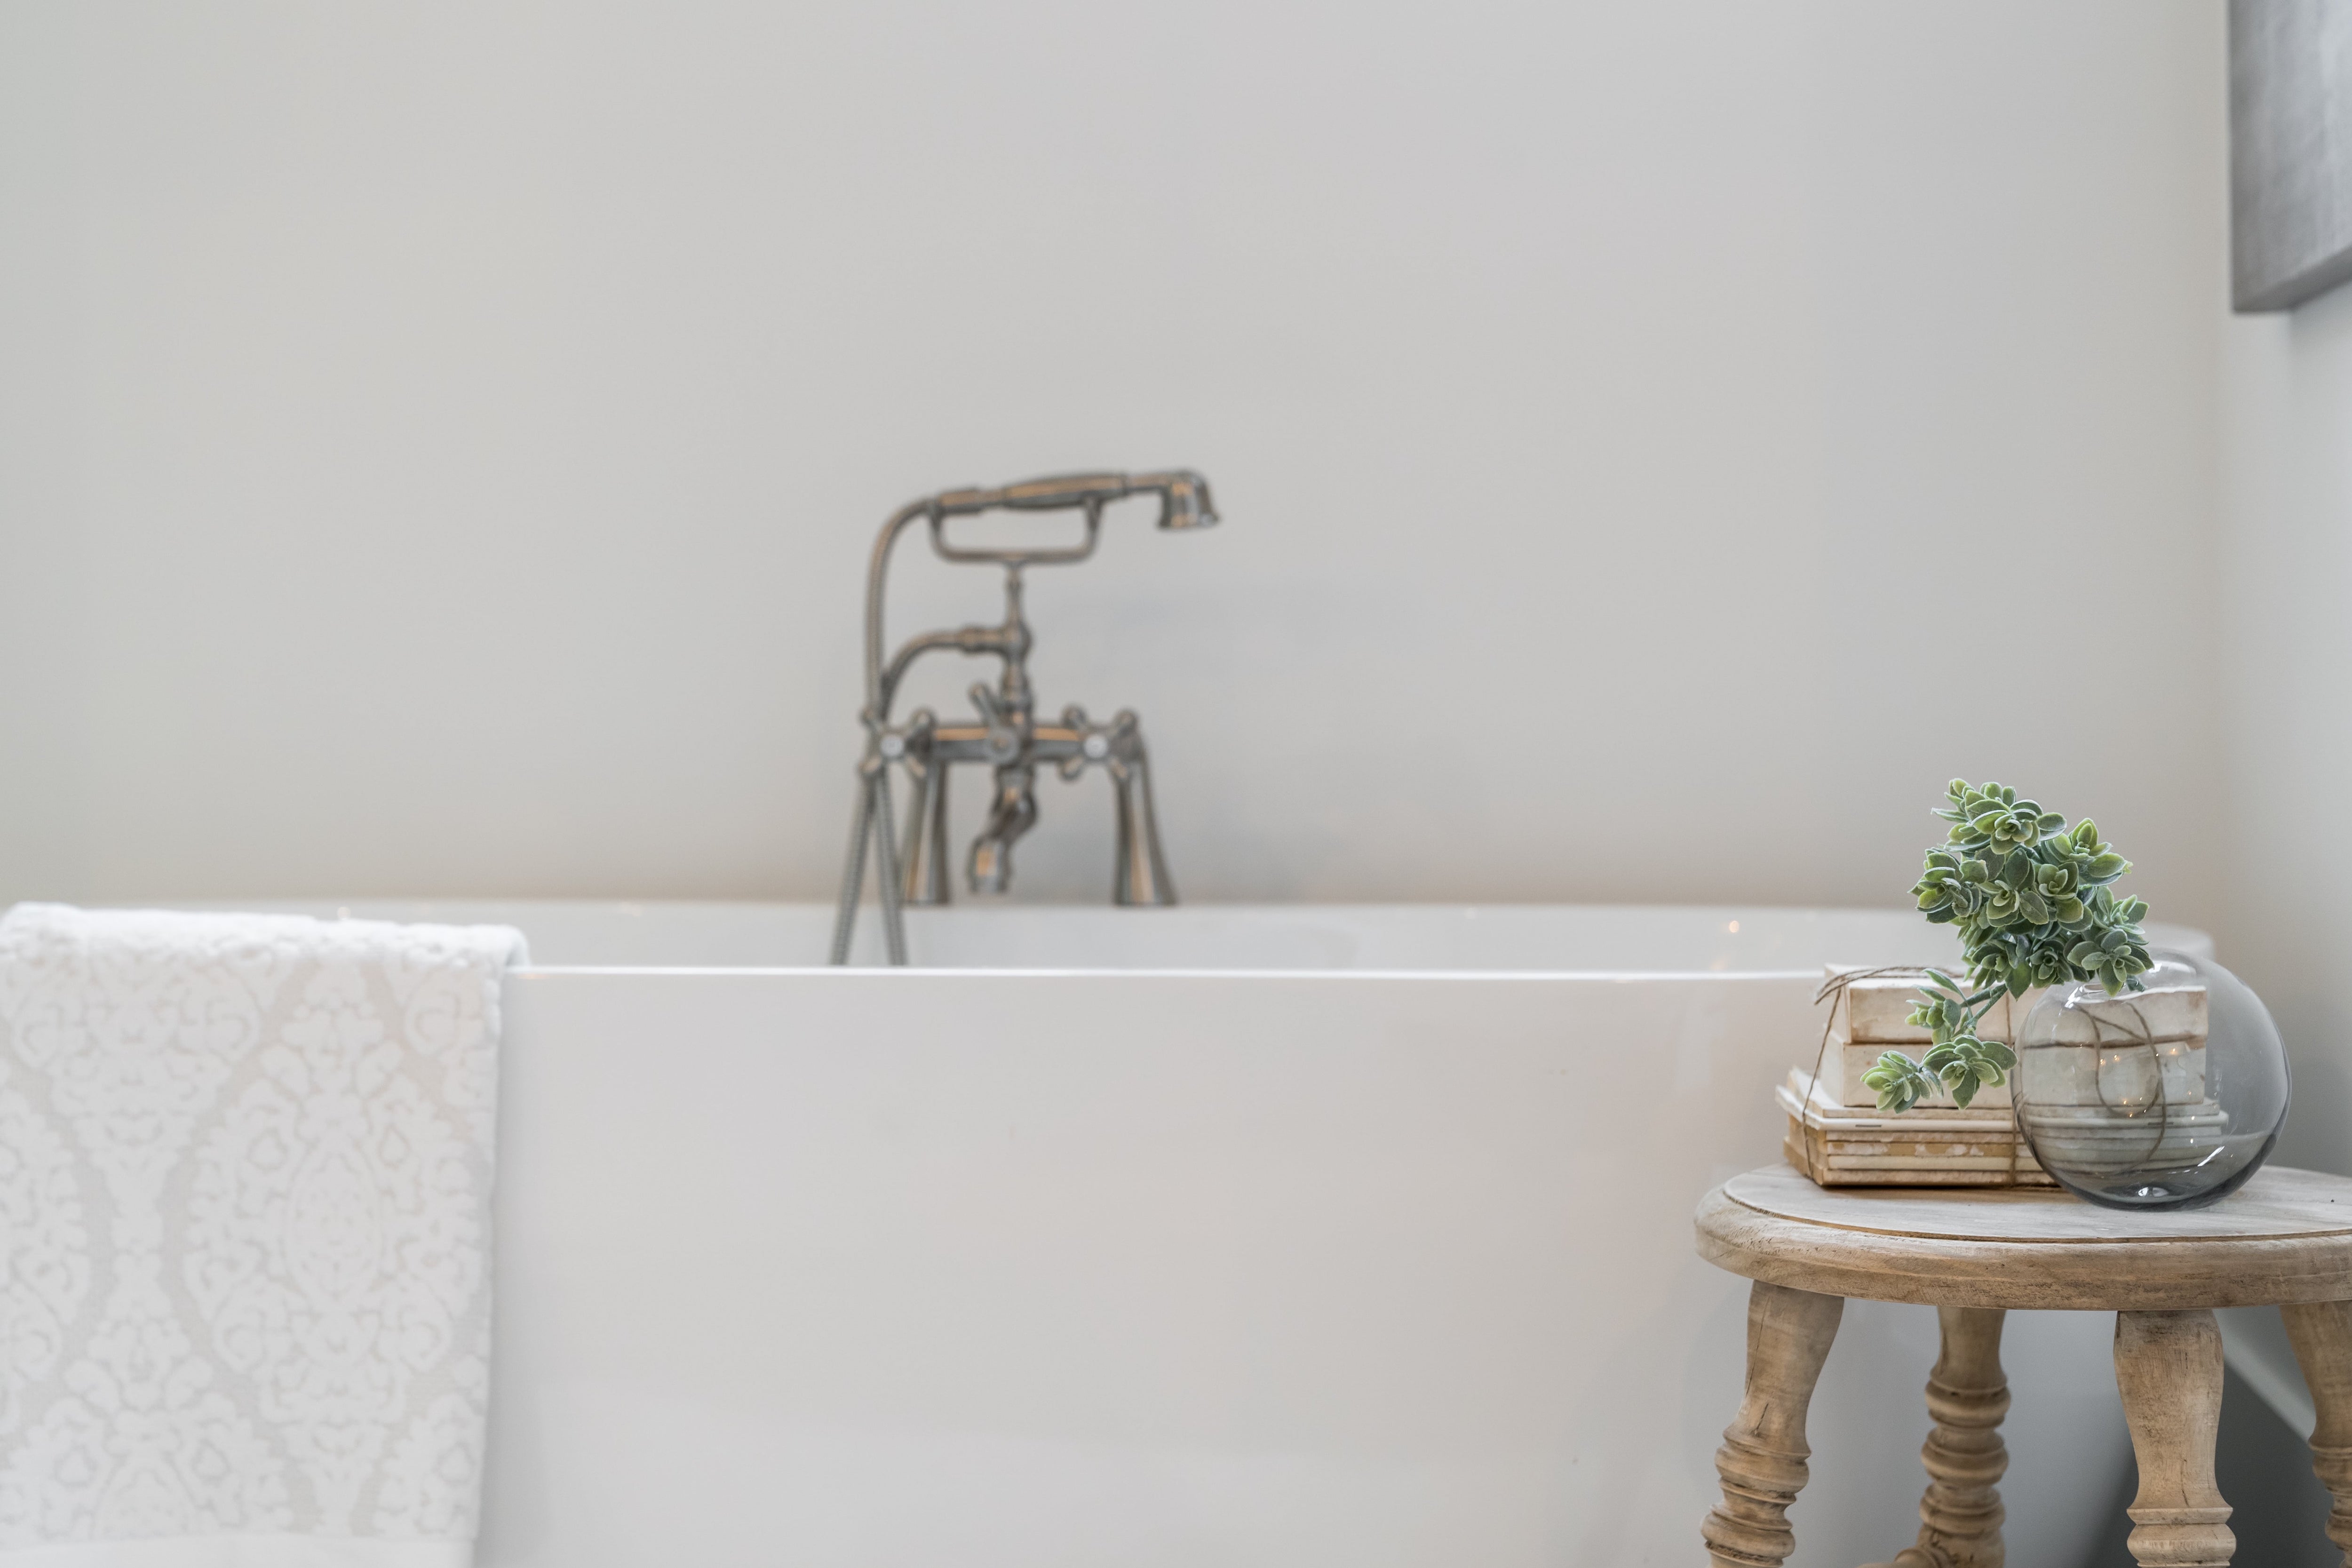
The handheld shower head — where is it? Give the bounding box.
[928,469,1217,528]
[1138,470,1217,530]
[863,466,1221,708]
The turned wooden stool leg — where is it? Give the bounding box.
[1865,1305,2010,1568]
[1702,1280,1844,1568]
[2280,1298,2352,1565]
[2114,1309,2234,1567]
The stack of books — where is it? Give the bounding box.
[1782,964,2229,1188]
[1807,966,2024,1110]
[1780,1067,2053,1187]
[1782,965,2050,1187]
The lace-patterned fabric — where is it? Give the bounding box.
[0,906,524,1566]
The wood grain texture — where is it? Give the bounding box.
[1694,1165,2352,1309]
[2281,1297,2352,1566]
[1863,1306,2010,1568]
[1731,1163,2352,1241]
[2115,1310,2234,1567]
[1702,1281,1843,1568]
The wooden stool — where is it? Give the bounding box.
[1694,1163,2352,1568]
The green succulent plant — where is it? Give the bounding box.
[1864,779,2154,1115]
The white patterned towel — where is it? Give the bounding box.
[0,905,526,1568]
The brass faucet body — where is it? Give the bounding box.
[830,471,1216,966]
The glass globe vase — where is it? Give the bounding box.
[2013,951,2288,1210]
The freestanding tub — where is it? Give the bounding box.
[225,901,2215,1566]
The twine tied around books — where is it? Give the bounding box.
[1801,965,2029,1188]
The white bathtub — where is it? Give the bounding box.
[232,901,2215,1567]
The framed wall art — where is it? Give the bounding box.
[2232,0,2352,311]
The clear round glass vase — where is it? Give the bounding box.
[2012,950,2288,1210]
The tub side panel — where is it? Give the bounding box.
[475,971,2124,1568]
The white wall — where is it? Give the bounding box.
[0,2,2229,923]
[2221,283,2352,1174]
[2203,183,2352,1568]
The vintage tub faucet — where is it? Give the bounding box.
[829,470,1218,965]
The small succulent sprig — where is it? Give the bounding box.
[1860,968,2017,1112]
[1862,780,2154,1115]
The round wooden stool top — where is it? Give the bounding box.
[1697,1162,2352,1310]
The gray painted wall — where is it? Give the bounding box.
[0,2,2230,923]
